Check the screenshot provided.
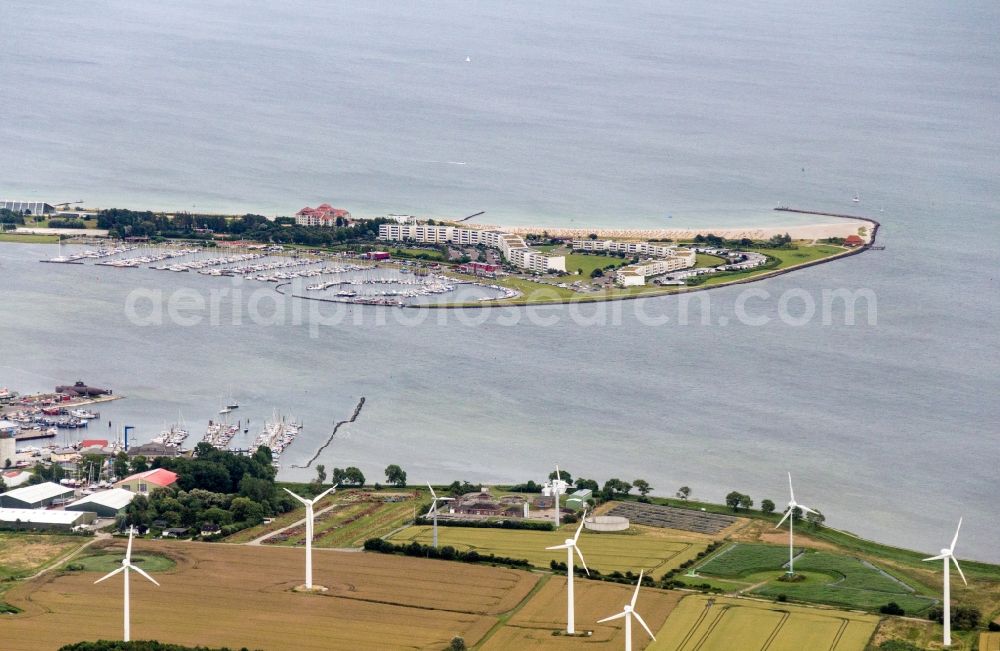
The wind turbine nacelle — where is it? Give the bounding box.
[941,548,951,556]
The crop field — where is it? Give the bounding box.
[981,632,1000,651]
[0,533,90,580]
[1,539,540,651]
[389,526,707,577]
[697,545,935,613]
[286,500,416,548]
[696,543,796,576]
[481,575,682,650]
[648,595,879,651]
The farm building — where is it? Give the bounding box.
[116,468,178,493]
[566,488,593,510]
[451,489,527,517]
[65,488,135,517]
[0,507,95,531]
[0,481,75,509]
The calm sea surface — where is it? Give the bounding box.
[1,1,998,561]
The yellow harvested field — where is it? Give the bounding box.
[648,595,879,651]
[0,533,89,579]
[982,632,1000,651]
[482,576,681,650]
[2,540,538,650]
[390,526,706,576]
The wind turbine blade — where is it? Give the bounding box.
[573,518,586,543]
[775,509,791,529]
[633,610,656,640]
[631,570,644,608]
[597,611,628,624]
[952,557,968,586]
[129,564,160,587]
[798,505,818,516]
[283,488,310,506]
[425,500,437,518]
[788,472,795,503]
[94,565,126,584]
[126,528,134,563]
[312,485,336,503]
[426,482,437,500]
[555,465,561,482]
[546,544,570,551]
[575,545,590,576]
[950,517,962,552]
[923,553,947,562]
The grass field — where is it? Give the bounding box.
[696,543,796,576]
[389,246,446,260]
[389,525,707,577]
[696,544,935,614]
[0,232,60,243]
[694,253,727,268]
[563,253,626,278]
[648,595,879,651]
[0,533,89,580]
[64,551,176,573]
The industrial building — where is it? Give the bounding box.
[378,223,565,273]
[0,481,76,509]
[0,507,95,531]
[65,488,135,517]
[115,468,178,494]
[0,200,55,215]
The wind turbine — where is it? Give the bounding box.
[775,472,817,575]
[284,485,336,590]
[923,518,967,647]
[546,510,589,635]
[426,482,454,548]
[94,527,159,642]
[597,570,656,651]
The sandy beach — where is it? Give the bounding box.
[465,221,868,242]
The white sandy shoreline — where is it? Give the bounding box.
[465,221,867,241]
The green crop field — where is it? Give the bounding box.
[648,594,879,651]
[388,525,706,576]
[697,544,935,614]
[696,543,796,576]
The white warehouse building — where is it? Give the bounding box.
[378,224,565,273]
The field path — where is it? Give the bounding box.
[23,531,108,581]
[245,504,340,546]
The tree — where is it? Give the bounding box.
[385,464,407,487]
[880,602,905,616]
[590,268,604,278]
[548,469,573,485]
[344,467,365,486]
[131,456,149,474]
[676,486,691,500]
[738,494,753,511]
[805,509,826,528]
[575,478,599,492]
[602,478,631,498]
[725,491,743,511]
[633,479,652,497]
[761,499,775,515]
[450,636,467,651]
[315,464,327,484]
[113,452,130,479]
[230,497,265,524]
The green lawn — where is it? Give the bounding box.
[697,544,935,614]
[0,233,60,243]
[563,253,626,279]
[389,247,446,261]
[64,551,176,573]
[694,253,727,268]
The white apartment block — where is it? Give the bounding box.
[572,238,680,258]
[614,250,696,286]
[378,224,566,273]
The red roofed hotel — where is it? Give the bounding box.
[116,468,179,494]
[295,203,352,227]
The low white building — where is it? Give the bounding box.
[66,488,135,518]
[615,251,697,286]
[0,507,95,531]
